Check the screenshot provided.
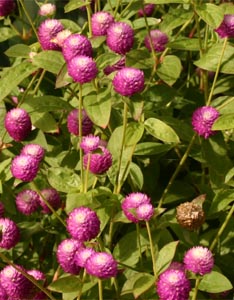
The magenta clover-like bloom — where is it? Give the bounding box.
[192,106,220,139]
[67,109,93,136]
[215,14,234,38]
[183,246,214,275]
[38,3,56,16]
[38,188,61,214]
[138,4,155,17]
[0,218,20,249]
[21,143,45,162]
[38,19,64,50]
[136,203,154,221]
[83,146,112,174]
[0,0,15,17]
[75,247,96,268]
[16,189,40,215]
[67,206,100,242]
[52,29,72,47]
[91,11,114,36]
[85,252,118,279]
[144,29,168,52]
[156,269,191,300]
[113,67,145,97]
[80,135,100,153]
[11,154,40,182]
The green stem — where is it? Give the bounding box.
[157,133,197,209]
[118,0,134,19]
[78,84,84,192]
[210,203,234,252]
[33,69,47,95]
[84,153,91,193]
[206,37,228,106]
[86,4,93,37]
[114,0,122,17]
[146,221,157,278]
[192,277,201,300]
[77,269,87,300]
[107,0,114,13]
[136,223,143,267]
[98,278,103,300]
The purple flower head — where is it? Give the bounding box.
[167,261,185,272]
[75,247,96,267]
[85,252,118,279]
[144,29,168,52]
[0,202,4,218]
[27,269,46,282]
[183,246,214,275]
[21,143,45,162]
[11,154,40,182]
[67,55,98,84]
[62,33,93,62]
[0,0,15,17]
[52,29,72,47]
[67,109,93,136]
[38,19,64,50]
[67,206,100,242]
[16,189,40,215]
[0,265,34,299]
[215,14,234,38]
[4,108,32,142]
[38,3,56,16]
[121,192,151,223]
[156,269,191,300]
[38,188,61,214]
[106,22,134,55]
[138,4,155,17]
[83,146,112,174]
[91,11,114,36]
[136,203,154,221]
[0,281,8,300]
[0,218,20,249]
[104,56,125,75]
[113,67,145,97]
[80,135,100,153]
[192,106,220,139]
[57,238,83,275]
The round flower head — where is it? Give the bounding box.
[83,146,112,174]
[57,238,83,275]
[4,108,32,142]
[27,269,46,282]
[67,109,93,136]
[183,246,214,275]
[104,56,125,75]
[0,281,8,300]
[67,206,100,242]
[11,154,39,182]
[21,143,45,162]
[0,265,34,299]
[16,189,40,215]
[121,192,151,223]
[75,247,96,267]
[0,202,4,217]
[38,3,56,16]
[0,218,20,249]
[106,22,134,55]
[85,252,118,279]
[156,269,191,300]
[192,106,220,139]
[67,55,98,84]
[144,29,168,52]
[168,261,185,272]
[91,11,114,36]
[52,29,72,47]
[0,0,15,17]
[80,135,100,153]
[38,188,61,214]
[113,67,145,97]
[62,33,93,62]
[215,14,234,38]
[136,203,154,221]
[38,19,64,50]
[138,4,155,17]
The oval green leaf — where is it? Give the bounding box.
[157,55,182,86]
[212,113,234,130]
[199,271,233,293]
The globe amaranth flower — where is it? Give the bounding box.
[192,106,220,139]
[52,29,72,47]
[144,29,168,52]
[0,0,15,17]
[21,143,45,162]
[0,281,8,300]
[91,11,114,36]
[106,22,134,55]
[67,108,93,136]
[83,146,112,174]
[183,246,214,275]
[67,55,98,84]
[215,14,234,38]
[38,188,61,214]
[57,238,83,275]
[16,189,40,215]
[121,192,152,223]
[138,4,155,17]
[11,154,40,182]
[156,269,191,300]
[136,203,154,221]
[85,252,118,279]
[4,108,32,142]
[0,218,20,249]
[104,56,125,75]
[62,33,93,62]
[38,19,64,50]
[80,135,100,153]
[75,247,96,267]
[167,261,186,272]
[0,202,4,217]
[113,67,145,97]
[38,3,56,16]
[67,206,100,242]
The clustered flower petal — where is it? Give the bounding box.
[144,29,168,52]
[11,154,40,182]
[91,11,115,36]
[138,4,155,17]
[113,67,145,97]
[38,188,61,214]
[75,247,96,267]
[183,246,214,275]
[38,19,64,50]
[136,203,154,221]
[0,0,15,17]
[83,146,112,174]
[0,218,20,249]
[67,109,93,136]
[52,29,72,47]
[21,143,45,162]
[67,206,100,242]
[16,189,40,215]
[38,3,56,16]
[80,135,100,153]
[215,14,234,38]
[192,106,220,139]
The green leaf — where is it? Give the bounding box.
[134,142,173,156]
[144,118,180,144]
[145,0,190,3]
[5,44,31,58]
[157,241,179,274]
[128,162,144,190]
[59,19,81,32]
[90,36,106,48]
[160,9,193,32]
[133,273,155,298]
[48,275,81,293]
[208,189,234,216]
[168,38,200,51]
[195,3,224,29]
[212,113,234,130]
[199,271,233,293]
[32,51,65,74]
[0,27,17,42]
[125,122,144,146]
[126,49,154,69]
[132,17,160,30]
[31,112,58,133]
[0,61,38,102]
[64,0,91,12]
[157,55,182,86]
